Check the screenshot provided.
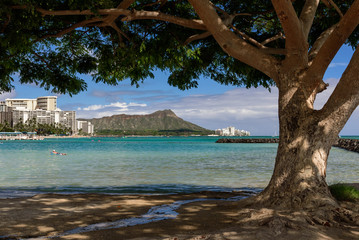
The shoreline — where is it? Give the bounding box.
[0,186,263,200]
[42,134,91,139]
[1,190,358,240]
[0,191,249,239]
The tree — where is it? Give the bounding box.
[25,117,37,132]
[1,0,359,211]
[13,118,26,132]
[0,121,13,132]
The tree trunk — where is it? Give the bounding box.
[259,130,338,209]
[253,74,342,209]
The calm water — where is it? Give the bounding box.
[0,136,358,198]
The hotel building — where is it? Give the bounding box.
[215,126,250,136]
[77,120,94,135]
[0,96,77,133]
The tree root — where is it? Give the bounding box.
[308,204,359,227]
[233,201,359,239]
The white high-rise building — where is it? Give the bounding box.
[36,96,57,111]
[77,120,94,135]
[5,98,37,110]
[5,96,57,111]
[1,96,77,132]
[215,126,250,136]
[11,109,76,132]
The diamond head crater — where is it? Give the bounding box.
[79,109,213,136]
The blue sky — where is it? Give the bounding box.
[0,45,356,136]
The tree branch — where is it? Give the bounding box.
[90,1,135,42]
[12,6,207,31]
[271,0,307,51]
[199,3,285,55]
[121,10,206,30]
[35,18,103,42]
[118,0,136,9]
[208,3,262,49]
[299,0,320,41]
[230,25,286,55]
[261,32,285,46]
[142,0,168,8]
[306,0,359,91]
[101,0,135,25]
[321,0,344,17]
[260,48,287,55]
[319,46,359,133]
[13,5,207,31]
[183,32,211,45]
[230,25,263,49]
[110,22,130,42]
[189,0,280,81]
[308,24,337,61]
[32,52,53,71]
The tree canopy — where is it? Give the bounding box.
[2,0,359,212]
[1,0,357,96]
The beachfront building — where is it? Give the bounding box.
[0,96,77,133]
[5,98,37,110]
[215,126,250,136]
[5,96,57,111]
[77,120,94,135]
[36,96,57,111]
[0,103,12,125]
[11,109,77,132]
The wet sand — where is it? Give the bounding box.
[0,191,358,240]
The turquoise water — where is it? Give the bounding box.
[0,136,358,197]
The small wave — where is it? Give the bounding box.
[0,185,262,199]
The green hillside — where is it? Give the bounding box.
[82,110,213,136]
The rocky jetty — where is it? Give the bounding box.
[216,138,359,154]
[334,138,359,153]
[216,138,279,143]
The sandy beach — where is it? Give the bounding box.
[1,189,358,240]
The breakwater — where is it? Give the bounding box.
[216,138,279,143]
[216,138,359,153]
[334,138,359,153]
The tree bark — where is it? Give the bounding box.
[252,72,342,209]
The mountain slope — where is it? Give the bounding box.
[83,110,211,134]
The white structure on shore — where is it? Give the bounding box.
[215,126,250,136]
[0,96,93,135]
[77,120,94,135]
[1,96,76,132]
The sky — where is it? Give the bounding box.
[0,45,357,136]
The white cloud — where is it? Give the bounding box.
[0,91,16,101]
[328,62,348,68]
[147,87,279,135]
[128,102,147,107]
[74,81,359,135]
[76,87,280,135]
[78,102,147,112]
[76,101,148,119]
[82,105,104,111]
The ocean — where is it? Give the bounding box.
[0,136,358,198]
